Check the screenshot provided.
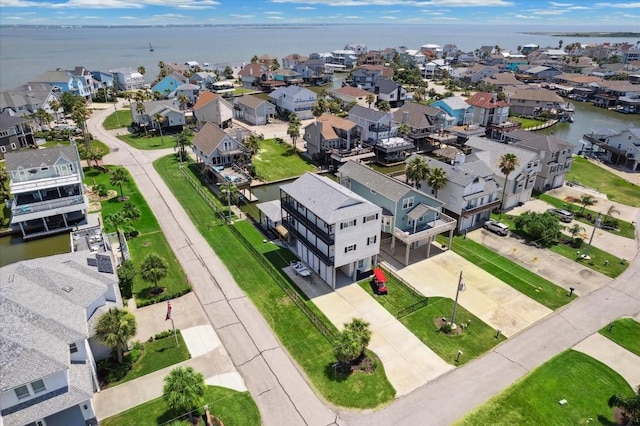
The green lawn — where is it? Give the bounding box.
[83,166,189,306]
[457,350,634,426]
[112,333,190,386]
[104,109,133,130]
[118,133,172,150]
[40,139,110,158]
[253,138,316,182]
[510,116,546,129]
[359,275,506,365]
[537,193,636,239]
[438,235,573,310]
[494,214,628,279]
[371,163,406,175]
[100,385,260,426]
[154,154,396,408]
[599,318,640,356]
[568,156,640,207]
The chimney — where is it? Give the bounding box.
[492,92,497,103]
[402,110,409,123]
[454,152,466,165]
[236,128,243,141]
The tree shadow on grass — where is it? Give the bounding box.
[596,414,617,425]
[323,361,352,383]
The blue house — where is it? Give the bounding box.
[151,72,189,98]
[431,96,474,126]
[338,161,457,265]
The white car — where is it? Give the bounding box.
[484,220,509,236]
[291,261,311,277]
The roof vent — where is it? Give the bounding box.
[62,286,73,293]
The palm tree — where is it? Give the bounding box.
[579,195,596,215]
[139,253,168,293]
[608,386,640,425]
[152,113,166,145]
[123,91,132,106]
[567,223,585,240]
[135,102,148,135]
[398,123,411,139]
[134,91,145,105]
[137,65,146,76]
[223,66,234,79]
[365,94,376,109]
[110,168,130,200]
[243,134,261,156]
[49,98,61,122]
[174,129,193,162]
[405,156,430,188]
[378,100,391,112]
[344,318,371,358]
[426,167,448,199]
[334,328,362,366]
[34,108,52,129]
[86,148,103,168]
[177,94,190,111]
[602,204,620,227]
[71,102,89,141]
[163,367,206,422]
[498,153,519,218]
[287,118,301,149]
[94,307,137,363]
[121,202,141,223]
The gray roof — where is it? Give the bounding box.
[348,104,389,123]
[513,134,573,153]
[280,173,379,224]
[410,154,497,187]
[31,70,72,84]
[257,200,282,222]
[0,114,29,130]
[393,102,443,129]
[434,96,472,111]
[4,145,80,172]
[465,136,540,175]
[0,84,55,113]
[338,160,441,206]
[373,77,401,95]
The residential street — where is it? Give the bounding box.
[88,102,640,425]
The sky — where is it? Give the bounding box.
[1,0,640,26]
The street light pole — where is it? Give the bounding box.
[114,103,120,127]
[584,212,601,259]
[450,270,464,328]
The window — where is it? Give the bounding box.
[363,213,378,223]
[10,143,17,150]
[36,420,47,426]
[344,244,356,253]
[402,197,414,209]
[340,219,357,230]
[15,385,30,399]
[367,235,377,245]
[70,343,78,353]
[31,379,46,394]
[370,189,377,195]
[0,146,5,153]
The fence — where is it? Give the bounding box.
[380,264,430,319]
[179,165,339,344]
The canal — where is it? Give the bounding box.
[539,99,640,152]
[0,231,71,267]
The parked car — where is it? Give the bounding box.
[548,208,573,223]
[484,220,509,236]
[291,261,311,277]
[372,267,388,295]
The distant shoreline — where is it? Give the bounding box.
[520,32,640,38]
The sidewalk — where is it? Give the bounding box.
[573,333,640,388]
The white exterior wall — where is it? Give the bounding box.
[196,101,232,126]
[0,370,67,411]
[333,209,382,269]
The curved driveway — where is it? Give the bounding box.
[88,102,640,425]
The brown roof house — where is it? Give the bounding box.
[233,94,276,126]
[192,122,246,169]
[302,113,359,161]
[193,91,233,129]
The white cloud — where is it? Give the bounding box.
[514,14,540,18]
[119,15,137,19]
[5,16,25,19]
[150,13,187,18]
[534,9,566,15]
[230,14,255,18]
[345,15,364,18]
[84,15,102,18]
[2,0,220,9]
[594,2,640,8]
[266,15,285,19]
[270,0,513,7]
[380,15,399,19]
[265,11,283,14]
[295,6,316,9]
[548,1,572,5]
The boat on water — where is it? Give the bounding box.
[149,43,154,52]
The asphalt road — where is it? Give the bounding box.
[88,102,640,425]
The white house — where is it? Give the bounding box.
[191,122,246,168]
[280,173,382,288]
[268,85,317,120]
[465,137,542,210]
[583,127,640,172]
[0,250,122,426]
[465,92,510,127]
[193,91,233,129]
[110,67,146,91]
[131,99,185,132]
[5,145,89,239]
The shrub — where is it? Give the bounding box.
[117,260,135,299]
[155,329,182,340]
[98,358,132,383]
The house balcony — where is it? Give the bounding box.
[10,174,82,193]
[282,218,335,265]
[461,199,501,216]
[369,124,391,132]
[393,213,457,245]
[11,195,89,223]
[281,200,335,245]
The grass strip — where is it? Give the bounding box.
[100,385,260,426]
[567,156,640,207]
[598,318,640,356]
[439,235,572,310]
[457,350,634,425]
[154,154,395,408]
[103,109,133,130]
[252,138,316,182]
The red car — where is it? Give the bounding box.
[372,268,388,294]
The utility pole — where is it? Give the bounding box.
[584,212,601,259]
[450,270,465,328]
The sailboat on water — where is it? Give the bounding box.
[149,43,154,52]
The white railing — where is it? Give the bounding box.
[12,195,87,216]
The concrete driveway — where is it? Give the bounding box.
[385,250,552,338]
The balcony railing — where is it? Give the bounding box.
[281,200,335,245]
[461,199,501,216]
[283,219,335,265]
[393,214,457,244]
[11,195,87,216]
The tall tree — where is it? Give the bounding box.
[567,223,585,240]
[344,318,371,359]
[163,367,206,422]
[71,102,90,143]
[365,94,376,109]
[139,253,168,293]
[174,128,193,162]
[48,98,61,122]
[608,386,640,425]
[34,108,52,129]
[250,55,259,63]
[498,153,519,217]
[405,156,430,188]
[223,66,234,79]
[153,113,166,145]
[426,167,448,199]
[602,204,620,226]
[86,148,103,168]
[579,195,596,215]
[110,168,130,200]
[94,307,137,363]
[137,66,146,75]
[177,94,190,111]
[398,123,411,139]
[377,100,391,112]
[135,102,148,135]
[287,117,301,149]
[243,134,262,156]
